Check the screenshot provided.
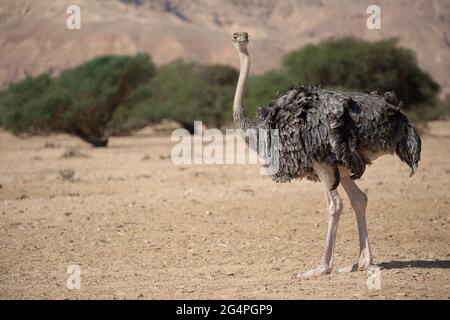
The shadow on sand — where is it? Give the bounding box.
[378,259,450,270]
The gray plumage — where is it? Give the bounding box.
[236,85,421,189]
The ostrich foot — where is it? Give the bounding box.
[336,261,374,273]
[292,266,332,279]
[337,250,373,272]
[336,263,361,273]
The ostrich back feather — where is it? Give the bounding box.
[255,85,421,187]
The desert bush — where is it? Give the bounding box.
[405,94,450,123]
[284,38,440,108]
[120,60,238,132]
[1,54,155,146]
[0,73,60,132]
[246,70,292,116]
[0,38,444,141]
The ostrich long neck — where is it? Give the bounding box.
[233,48,253,130]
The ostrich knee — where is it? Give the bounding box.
[350,190,367,213]
[322,190,343,268]
[328,193,343,218]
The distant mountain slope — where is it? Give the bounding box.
[0,0,449,95]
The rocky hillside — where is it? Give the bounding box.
[1,0,449,95]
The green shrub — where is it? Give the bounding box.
[283,38,440,108]
[1,54,155,146]
[0,38,444,141]
[122,60,238,132]
[246,70,292,116]
[405,94,450,123]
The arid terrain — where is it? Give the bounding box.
[0,121,449,300]
[1,0,449,95]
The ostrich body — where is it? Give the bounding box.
[232,32,421,277]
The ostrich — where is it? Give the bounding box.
[231,32,421,278]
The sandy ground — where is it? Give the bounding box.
[0,121,449,300]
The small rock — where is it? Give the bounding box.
[61,148,89,159]
[206,210,212,215]
[136,174,151,179]
[64,212,72,216]
[59,169,75,181]
[44,142,58,148]
[241,187,254,193]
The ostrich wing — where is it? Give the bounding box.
[257,86,405,185]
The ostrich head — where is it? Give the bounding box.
[233,32,249,52]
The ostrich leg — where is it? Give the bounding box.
[338,176,373,272]
[294,162,343,278]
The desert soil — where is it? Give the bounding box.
[0,122,449,300]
